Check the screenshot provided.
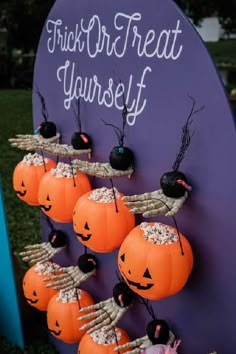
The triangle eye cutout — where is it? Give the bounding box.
[120,253,125,262]
[84,222,90,230]
[21,181,25,187]
[143,268,152,279]
[46,194,50,201]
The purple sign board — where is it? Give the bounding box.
[33,1,236,353]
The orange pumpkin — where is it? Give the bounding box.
[47,288,94,343]
[38,162,91,223]
[73,187,135,253]
[13,153,56,206]
[22,262,60,311]
[118,222,193,300]
[78,327,131,354]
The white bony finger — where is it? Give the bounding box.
[78,308,103,321]
[79,313,105,331]
[86,317,111,334]
[114,342,134,351]
[24,243,47,250]
[124,200,151,208]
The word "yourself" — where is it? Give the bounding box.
[57,61,152,126]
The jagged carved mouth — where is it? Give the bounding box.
[76,233,92,241]
[40,204,52,212]
[16,190,27,197]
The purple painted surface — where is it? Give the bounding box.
[33,1,236,353]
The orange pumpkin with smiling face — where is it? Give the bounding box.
[73,187,135,253]
[38,162,91,223]
[78,326,131,354]
[118,222,193,300]
[13,153,56,206]
[22,262,60,311]
[47,288,94,344]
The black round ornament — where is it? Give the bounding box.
[160,170,189,198]
[71,132,92,150]
[113,281,135,307]
[48,230,67,248]
[39,121,57,139]
[77,254,97,273]
[146,319,170,345]
[109,146,134,171]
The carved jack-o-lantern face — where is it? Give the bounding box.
[13,154,56,206]
[118,222,193,300]
[22,262,60,311]
[38,163,91,223]
[47,289,94,344]
[73,188,135,253]
[78,327,131,354]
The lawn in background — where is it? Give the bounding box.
[0,90,57,353]
[0,90,41,254]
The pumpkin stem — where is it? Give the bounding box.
[172,95,204,172]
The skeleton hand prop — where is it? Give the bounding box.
[19,229,67,264]
[9,132,60,148]
[78,282,135,334]
[115,319,174,354]
[72,160,133,178]
[9,134,91,158]
[20,243,63,264]
[123,189,187,217]
[45,254,97,291]
[115,335,152,354]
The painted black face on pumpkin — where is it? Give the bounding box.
[119,253,154,291]
[40,194,52,212]
[23,280,39,304]
[25,290,39,304]
[15,181,27,197]
[75,221,92,241]
[48,321,62,336]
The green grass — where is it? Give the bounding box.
[206,40,236,68]
[0,90,57,353]
[0,90,42,254]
